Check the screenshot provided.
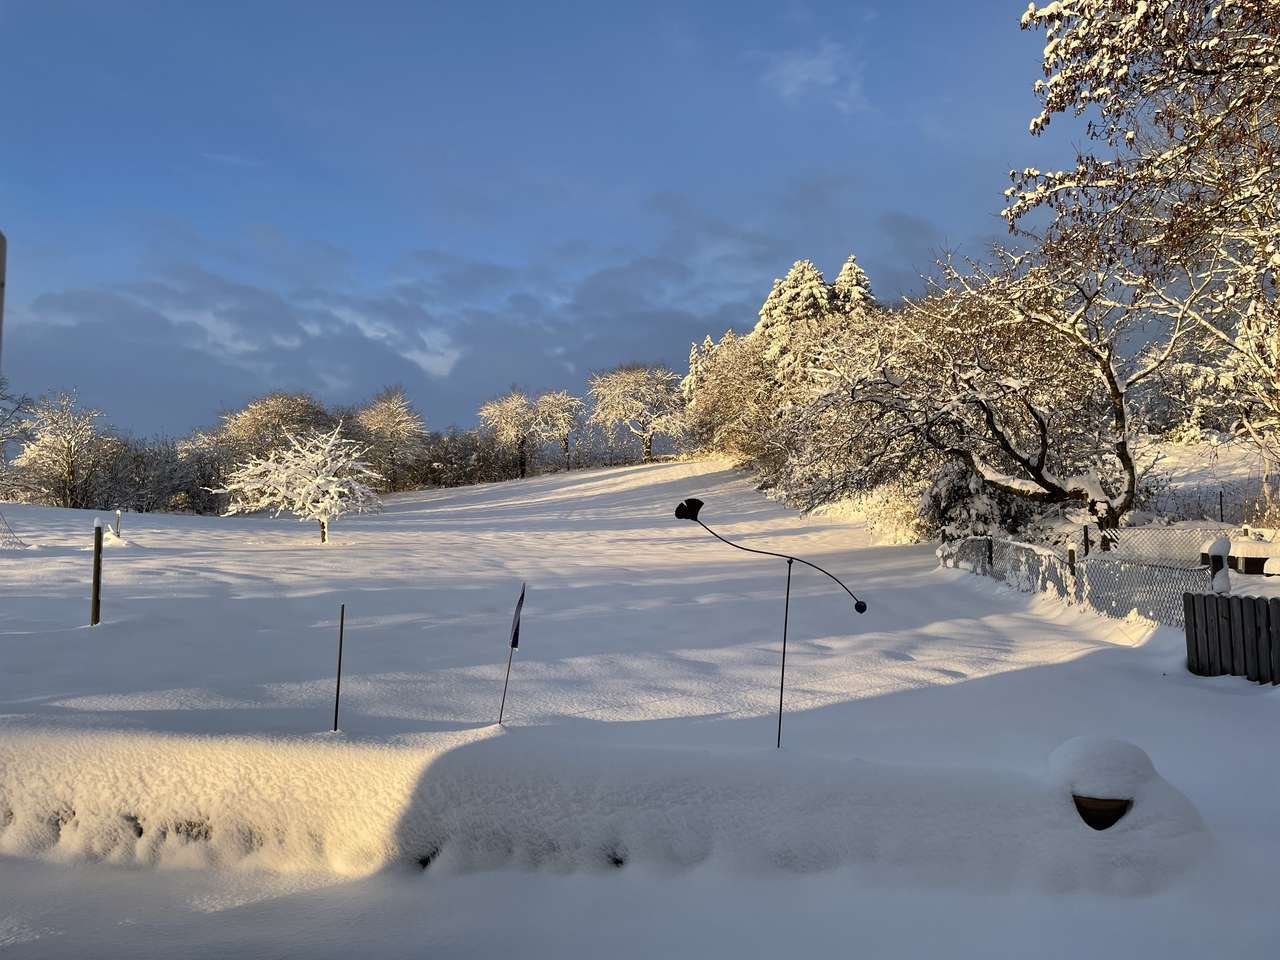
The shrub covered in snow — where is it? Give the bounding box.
[218,424,382,543]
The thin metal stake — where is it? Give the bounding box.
[498,644,515,725]
[333,603,345,732]
[777,558,792,749]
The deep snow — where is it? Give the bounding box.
[1,460,1276,958]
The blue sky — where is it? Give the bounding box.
[0,0,1076,434]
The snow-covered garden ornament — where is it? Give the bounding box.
[675,497,867,748]
[218,424,383,543]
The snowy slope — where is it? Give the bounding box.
[0,460,1276,958]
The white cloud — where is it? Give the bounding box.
[760,41,867,114]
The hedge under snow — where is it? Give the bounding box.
[0,728,1208,894]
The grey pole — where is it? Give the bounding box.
[0,230,7,373]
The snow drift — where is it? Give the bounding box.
[0,727,1208,894]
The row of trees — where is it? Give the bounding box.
[682,0,1278,540]
[0,363,685,517]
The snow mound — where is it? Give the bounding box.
[0,728,1209,893]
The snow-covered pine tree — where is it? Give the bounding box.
[478,390,537,478]
[218,424,382,544]
[532,390,584,471]
[588,365,682,462]
[749,260,834,393]
[354,387,427,492]
[830,254,874,314]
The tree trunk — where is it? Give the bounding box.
[518,437,527,479]
[643,434,653,462]
[319,519,328,544]
[562,436,570,472]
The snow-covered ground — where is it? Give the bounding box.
[0,460,1276,958]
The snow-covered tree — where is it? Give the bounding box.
[478,390,537,478]
[11,393,114,508]
[354,387,427,491]
[588,365,682,462]
[532,390,584,471]
[1008,0,1280,502]
[0,377,33,500]
[218,424,382,543]
[749,260,838,398]
[102,437,192,513]
[218,392,336,462]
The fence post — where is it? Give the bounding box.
[986,536,994,574]
[1081,525,1091,557]
[1067,546,1076,578]
[1219,489,1225,524]
[90,521,103,627]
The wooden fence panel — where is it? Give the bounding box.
[1206,595,1222,675]
[1271,598,1280,685]
[1193,593,1210,675]
[1241,596,1258,681]
[1184,594,1200,674]
[1183,593,1280,685]
[1254,597,1272,684]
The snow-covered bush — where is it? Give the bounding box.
[218,424,382,543]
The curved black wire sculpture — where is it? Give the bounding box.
[675,497,867,748]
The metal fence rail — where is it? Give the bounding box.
[942,535,1214,627]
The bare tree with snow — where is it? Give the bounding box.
[532,390,584,471]
[1009,0,1280,505]
[10,393,114,509]
[355,387,427,492]
[218,424,382,544]
[478,390,537,478]
[588,365,682,462]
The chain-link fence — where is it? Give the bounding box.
[941,535,1215,627]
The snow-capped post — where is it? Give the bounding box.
[332,603,345,733]
[114,509,121,538]
[497,582,525,726]
[674,498,867,748]
[90,519,103,626]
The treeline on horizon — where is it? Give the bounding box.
[2,1,1278,545]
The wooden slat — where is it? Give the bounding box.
[1220,598,1237,675]
[1194,593,1211,675]
[1241,596,1258,681]
[1183,593,1200,674]
[1255,597,1272,685]
[1205,594,1222,675]
[1271,598,1280,686]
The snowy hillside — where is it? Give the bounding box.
[0,460,1276,958]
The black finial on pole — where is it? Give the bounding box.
[332,603,345,732]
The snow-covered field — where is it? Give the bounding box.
[0,460,1276,958]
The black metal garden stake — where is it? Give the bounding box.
[332,603,345,732]
[674,498,867,748]
[498,582,526,725]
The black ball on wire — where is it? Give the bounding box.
[854,600,868,614]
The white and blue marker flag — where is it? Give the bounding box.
[509,582,526,649]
